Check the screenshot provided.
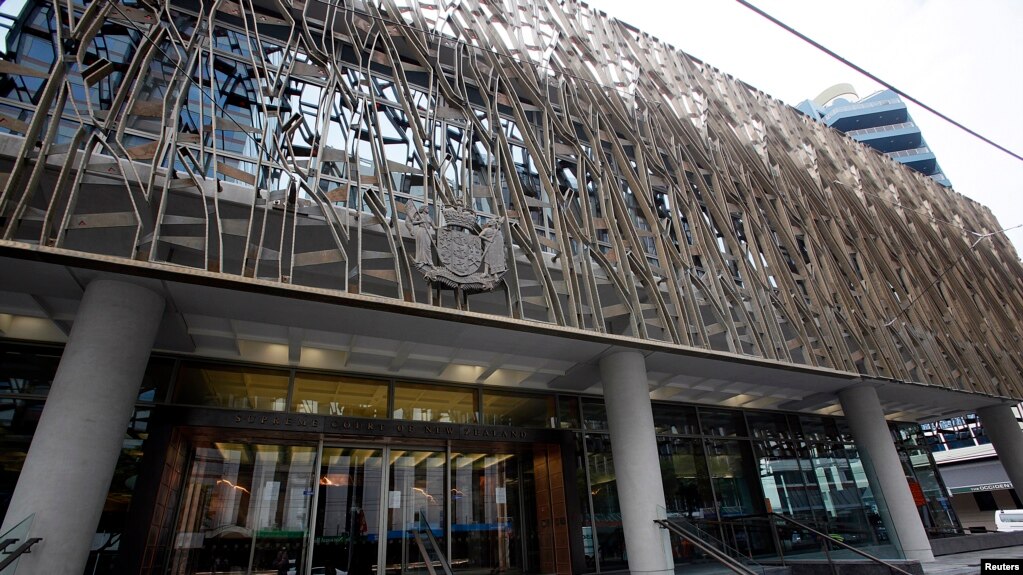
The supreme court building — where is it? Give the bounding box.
[1,0,1022,573]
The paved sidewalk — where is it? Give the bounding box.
[922,545,1023,575]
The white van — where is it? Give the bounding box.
[994,510,1023,532]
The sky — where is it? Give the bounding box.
[583,0,1023,257]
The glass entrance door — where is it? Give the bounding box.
[168,439,547,574]
[450,452,522,574]
[385,449,447,575]
[169,441,317,574]
[310,447,383,575]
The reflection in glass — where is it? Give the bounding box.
[585,434,626,571]
[804,442,877,550]
[653,404,699,436]
[581,399,607,431]
[385,450,447,574]
[169,442,316,574]
[451,452,522,573]
[746,412,793,440]
[393,383,477,424]
[312,447,383,575]
[705,440,761,517]
[754,440,818,521]
[842,443,893,553]
[293,373,387,417]
[482,392,554,427]
[0,343,61,396]
[798,415,841,443]
[557,396,580,430]
[658,436,713,518]
[174,364,290,411]
[700,409,747,437]
[902,444,957,533]
[657,436,720,565]
[705,440,771,558]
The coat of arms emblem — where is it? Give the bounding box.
[404,202,508,292]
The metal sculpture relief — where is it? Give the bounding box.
[405,202,507,292]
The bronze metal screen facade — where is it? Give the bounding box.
[1,0,1021,398]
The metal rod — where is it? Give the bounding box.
[0,538,43,571]
[767,513,915,575]
[656,519,757,575]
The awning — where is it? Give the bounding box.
[939,459,1014,494]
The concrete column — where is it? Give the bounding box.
[976,403,1023,502]
[838,384,934,562]
[599,350,673,575]
[1,279,164,574]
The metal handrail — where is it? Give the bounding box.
[767,513,914,575]
[0,537,43,570]
[673,516,769,565]
[413,508,453,575]
[887,146,931,159]
[845,121,917,137]
[655,518,762,575]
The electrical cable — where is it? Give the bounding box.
[736,0,1023,164]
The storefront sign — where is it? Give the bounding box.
[949,482,1014,494]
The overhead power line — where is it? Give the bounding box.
[736,0,1023,164]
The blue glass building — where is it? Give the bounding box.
[797,86,952,188]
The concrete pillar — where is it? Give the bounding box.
[838,384,934,562]
[1,279,164,574]
[599,350,673,575]
[976,403,1023,502]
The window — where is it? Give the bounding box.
[174,363,289,411]
[481,391,554,428]
[392,382,476,424]
[291,373,387,417]
[652,403,699,435]
[699,408,748,437]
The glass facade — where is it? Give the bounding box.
[919,406,1023,453]
[174,364,291,411]
[292,374,388,417]
[393,383,477,424]
[892,424,957,534]
[169,442,318,574]
[0,342,172,573]
[313,447,383,575]
[0,343,961,573]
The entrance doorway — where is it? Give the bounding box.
[164,436,566,575]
